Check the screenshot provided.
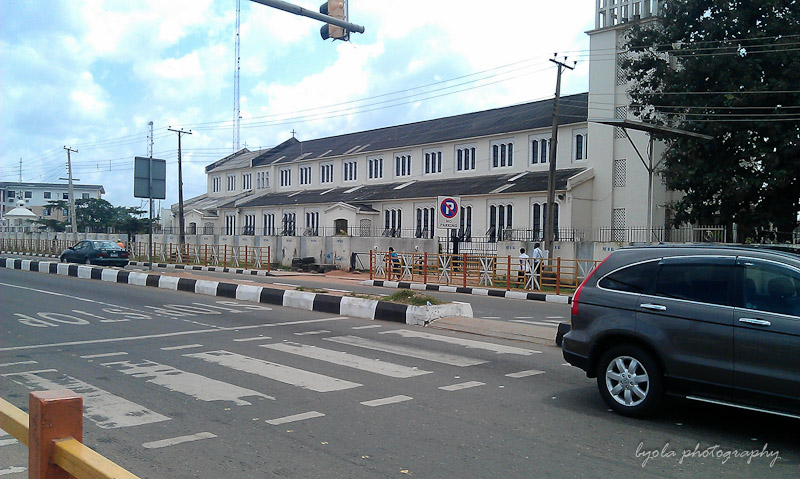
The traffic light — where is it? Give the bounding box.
[319,0,347,41]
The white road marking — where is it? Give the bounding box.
[351,325,382,330]
[513,316,533,319]
[273,282,300,288]
[101,359,274,405]
[324,288,350,293]
[3,369,169,428]
[293,330,330,336]
[481,316,501,319]
[142,432,217,449]
[262,343,431,378]
[506,370,545,378]
[186,350,361,392]
[266,411,325,425]
[233,336,272,342]
[381,330,539,355]
[546,316,565,319]
[360,395,413,407]
[511,319,558,327]
[0,282,149,314]
[160,344,204,351]
[0,439,19,446]
[0,361,37,367]
[325,336,487,367]
[0,317,345,353]
[439,381,485,391]
[0,467,27,476]
[81,352,128,359]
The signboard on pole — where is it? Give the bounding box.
[437,196,460,229]
[133,157,166,199]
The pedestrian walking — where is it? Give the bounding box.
[389,246,401,280]
[532,242,543,277]
[518,247,530,287]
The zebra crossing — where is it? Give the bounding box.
[0,325,544,454]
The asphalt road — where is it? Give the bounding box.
[1,267,798,478]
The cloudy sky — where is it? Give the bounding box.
[1,0,596,209]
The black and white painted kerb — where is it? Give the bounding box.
[128,261,272,277]
[361,279,572,304]
[0,251,58,258]
[1,258,472,325]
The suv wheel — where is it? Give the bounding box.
[596,344,663,417]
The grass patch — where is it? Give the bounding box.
[295,286,326,293]
[345,289,444,306]
[385,289,444,306]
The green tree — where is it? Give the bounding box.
[33,218,67,232]
[75,197,116,232]
[621,0,800,238]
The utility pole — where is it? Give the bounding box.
[167,127,192,247]
[63,146,79,244]
[233,0,241,153]
[148,121,155,271]
[543,55,575,257]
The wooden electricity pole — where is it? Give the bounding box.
[543,56,575,256]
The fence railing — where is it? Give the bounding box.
[367,250,602,293]
[1,390,139,479]
[128,243,271,270]
[0,238,73,256]
[499,226,729,243]
[0,239,272,271]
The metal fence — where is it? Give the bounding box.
[367,250,602,293]
[0,238,72,256]
[0,239,271,271]
[128,242,271,270]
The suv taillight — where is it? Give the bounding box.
[571,255,609,316]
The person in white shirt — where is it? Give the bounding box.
[518,247,530,287]
[532,242,544,276]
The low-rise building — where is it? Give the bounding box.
[171,94,607,254]
[0,182,105,224]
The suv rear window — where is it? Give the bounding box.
[598,260,659,294]
[653,262,734,306]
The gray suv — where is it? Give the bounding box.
[563,245,800,418]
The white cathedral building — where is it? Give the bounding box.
[169,1,674,262]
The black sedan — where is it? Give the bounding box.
[59,240,130,267]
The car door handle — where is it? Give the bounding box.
[738,318,771,327]
[640,303,667,311]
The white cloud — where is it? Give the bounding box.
[1,0,595,207]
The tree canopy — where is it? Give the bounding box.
[621,0,800,238]
[35,198,153,236]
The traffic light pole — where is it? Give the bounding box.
[249,0,365,35]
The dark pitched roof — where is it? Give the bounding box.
[205,148,276,173]
[170,191,253,213]
[236,168,585,209]
[248,93,588,167]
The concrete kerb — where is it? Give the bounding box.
[0,257,471,325]
[128,261,272,277]
[361,279,572,304]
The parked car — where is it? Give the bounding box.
[563,244,800,418]
[59,240,130,267]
